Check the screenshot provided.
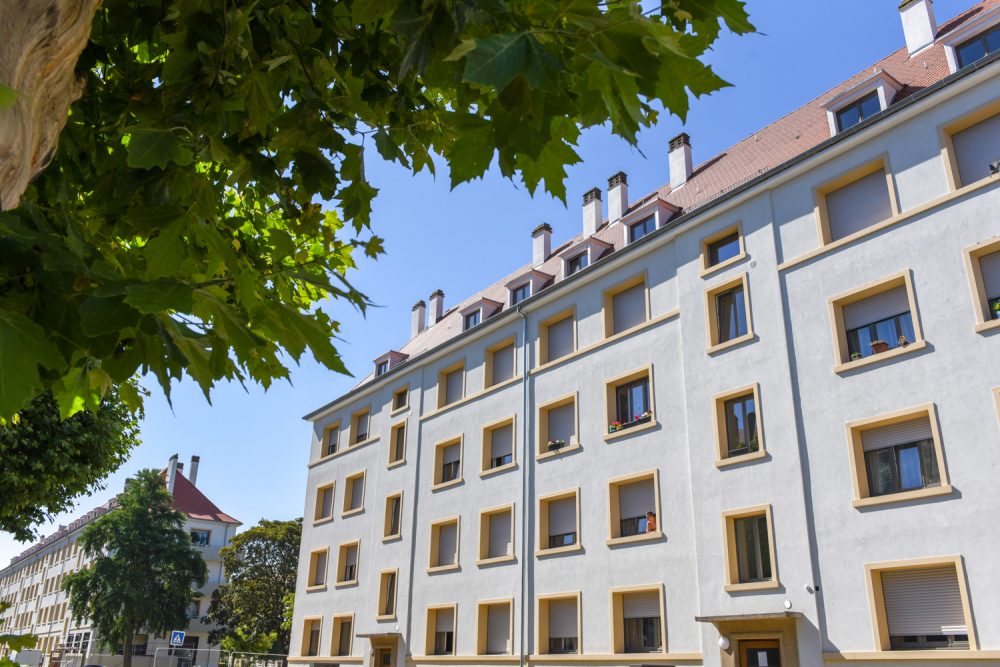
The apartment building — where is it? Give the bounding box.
[289,2,1000,667]
[0,456,240,667]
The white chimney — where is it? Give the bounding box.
[607,171,628,221]
[900,0,937,55]
[429,290,445,323]
[189,455,200,487]
[582,187,602,237]
[411,300,427,338]
[166,453,179,494]
[532,223,552,266]
[669,133,693,189]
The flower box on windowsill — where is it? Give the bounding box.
[608,412,653,433]
[869,339,890,355]
[547,439,567,452]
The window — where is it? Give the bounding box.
[964,236,1000,331]
[384,493,402,539]
[956,23,1000,68]
[377,570,398,619]
[611,587,664,654]
[375,360,389,376]
[342,471,365,515]
[478,505,514,564]
[482,417,515,474]
[437,362,465,409]
[388,421,406,466]
[432,437,463,488]
[835,90,881,131]
[314,483,335,523]
[604,367,654,437]
[604,275,648,336]
[538,595,579,655]
[539,309,575,365]
[628,216,656,243]
[187,601,199,619]
[307,549,328,588]
[714,384,765,465]
[476,600,512,655]
[817,160,896,243]
[846,405,951,507]
[607,470,661,542]
[426,606,456,656]
[946,108,1000,188]
[829,271,924,370]
[485,339,515,387]
[392,387,408,411]
[510,282,530,305]
[706,230,743,271]
[722,505,778,591]
[464,310,481,330]
[331,614,353,656]
[428,518,460,571]
[538,489,579,555]
[302,618,322,657]
[190,529,210,547]
[866,557,976,651]
[714,283,748,344]
[336,541,360,585]
[322,422,340,457]
[350,408,371,444]
[538,394,578,457]
[566,252,588,275]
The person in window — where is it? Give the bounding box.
[645,512,657,533]
[898,334,909,347]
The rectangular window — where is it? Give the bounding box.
[608,471,660,542]
[323,423,340,457]
[708,232,742,267]
[723,505,778,591]
[715,285,748,343]
[477,601,512,655]
[478,505,514,563]
[336,541,360,585]
[307,549,328,588]
[429,518,460,570]
[538,394,578,456]
[389,422,406,466]
[604,277,648,336]
[605,367,654,435]
[540,310,575,365]
[384,493,402,539]
[566,252,588,275]
[392,388,408,411]
[956,24,1000,68]
[510,283,530,305]
[628,216,656,243]
[539,595,579,655]
[819,162,895,243]
[836,90,881,131]
[342,471,365,514]
[538,490,579,554]
[332,615,353,656]
[378,570,397,619]
[964,237,1000,330]
[486,340,515,387]
[464,310,481,330]
[428,607,456,656]
[611,588,664,654]
[375,360,388,376]
[949,110,1000,187]
[433,438,463,488]
[190,529,210,547]
[302,618,321,657]
[724,393,759,458]
[351,409,370,444]
[830,272,923,369]
[482,417,515,473]
[314,484,334,522]
[438,363,465,408]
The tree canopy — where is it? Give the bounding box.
[62,469,207,667]
[0,0,753,420]
[0,603,37,667]
[205,518,302,655]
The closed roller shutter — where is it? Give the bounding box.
[826,169,893,241]
[548,498,576,537]
[843,285,910,330]
[345,545,357,567]
[486,604,511,654]
[981,250,1000,300]
[619,478,655,521]
[445,369,463,404]
[320,488,333,517]
[491,345,515,385]
[488,512,512,558]
[437,523,457,566]
[861,416,933,452]
[549,600,578,639]
[612,284,647,334]
[548,403,576,443]
[348,477,364,510]
[882,567,967,635]
[622,590,660,618]
[952,112,1000,187]
[313,552,326,585]
[547,317,575,361]
[435,608,454,632]
[490,424,513,461]
[443,444,461,464]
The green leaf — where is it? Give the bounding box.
[0,310,67,418]
[463,33,528,90]
[124,280,195,314]
[126,129,193,169]
[79,296,142,337]
[0,83,18,109]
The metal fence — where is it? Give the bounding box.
[151,648,286,667]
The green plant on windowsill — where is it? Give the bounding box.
[547,439,567,451]
[851,352,862,360]
[992,301,1000,319]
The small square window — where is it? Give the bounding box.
[628,216,656,243]
[723,505,778,591]
[610,587,664,654]
[539,310,575,365]
[336,541,360,585]
[464,310,481,330]
[604,368,654,437]
[375,360,389,376]
[307,549,328,588]
[388,422,406,466]
[510,283,530,305]
[566,252,588,276]
[706,274,753,351]
[314,483,335,523]
[485,339,516,388]
[538,394,578,457]
[538,489,579,555]
[708,233,741,267]
[714,384,765,466]
[603,275,648,337]
[538,595,579,655]
[478,505,514,564]
[428,518,460,570]
[476,600,512,655]
[432,438,463,489]
[426,606,456,656]
[392,387,408,411]
[322,422,340,457]
[482,417,515,474]
[190,529,210,547]
[331,615,353,656]
[438,363,465,409]
[836,90,881,131]
[964,236,1000,332]
[607,470,660,542]
[350,409,371,444]
[342,471,366,515]
[302,618,322,657]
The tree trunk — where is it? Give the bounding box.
[122,632,133,667]
[0,0,99,211]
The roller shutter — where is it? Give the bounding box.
[491,345,515,385]
[348,477,364,510]
[842,285,910,330]
[952,112,1000,187]
[547,403,576,444]
[826,169,892,241]
[980,250,1000,300]
[443,444,461,464]
[548,498,576,537]
[490,424,513,461]
[861,416,933,452]
[548,600,578,639]
[622,591,660,618]
[437,523,457,566]
[882,567,967,635]
[313,552,326,585]
[612,284,646,334]
[619,478,655,521]
[445,369,463,405]
[488,512,512,558]
[435,608,455,632]
[486,604,511,654]
[547,317,575,361]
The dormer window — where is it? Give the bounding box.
[956,24,1000,69]
[836,91,881,132]
[464,311,481,330]
[627,216,656,243]
[566,253,588,276]
[510,283,530,305]
[375,360,389,377]
[372,350,408,378]
[823,69,899,136]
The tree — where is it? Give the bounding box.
[0,0,753,420]
[0,385,142,541]
[0,602,37,667]
[205,519,302,655]
[62,469,208,667]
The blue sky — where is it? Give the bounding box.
[0,0,975,565]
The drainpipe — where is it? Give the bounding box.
[515,306,528,667]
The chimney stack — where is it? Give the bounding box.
[669,133,693,189]
[607,172,628,221]
[411,300,427,338]
[532,223,552,266]
[899,0,937,55]
[429,290,445,323]
[582,187,602,237]
[166,454,179,494]
[189,455,200,487]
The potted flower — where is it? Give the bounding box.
[608,421,622,433]
[870,339,890,354]
[547,439,566,451]
[635,410,653,424]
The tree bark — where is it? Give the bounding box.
[0,0,99,211]
[122,632,133,667]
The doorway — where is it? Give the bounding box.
[739,639,781,667]
[373,647,393,667]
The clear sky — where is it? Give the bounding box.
[0,0,975,566]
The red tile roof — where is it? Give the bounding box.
[168,470,241,525]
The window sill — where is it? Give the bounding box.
[974,318,1000,334]
[341,507,365,518]
[375,613,396,622]
[476,555,516,567]
[834,339,927,374]
[308,436,380,468]
[421,376,523,422]
[537,442,581,461]
[288,657,364,664]
[603,420,657,442]
[706,332,755,355]
[426,564,460,574]
[431,478,464,493]
[606,531,663,547]
[390,405,409,417]
[852,484,953,508]
[536,544,583,558]
[526,654,701,664]
[312,516,334,527]
[715,449,767,468]
[387,458,406,470]
[334,580,358,589]
[480,462,518,479]
[411,656,519,664]
[382,534,402,544]
[822,650,1000,662]
[700,252,748,279]
[724,579,780,593]
[305,584,327,593]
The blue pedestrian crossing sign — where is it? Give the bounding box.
[169,631,186,647]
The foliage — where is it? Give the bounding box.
[205,518,301,655]
[0,603,37,667]
[62,470,207,667]
[0,0,752,420]
[0,385,142,541]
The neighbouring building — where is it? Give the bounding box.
[0,455,241,667]
[290,2,1000,667]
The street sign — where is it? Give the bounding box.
[169,631,186,647]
